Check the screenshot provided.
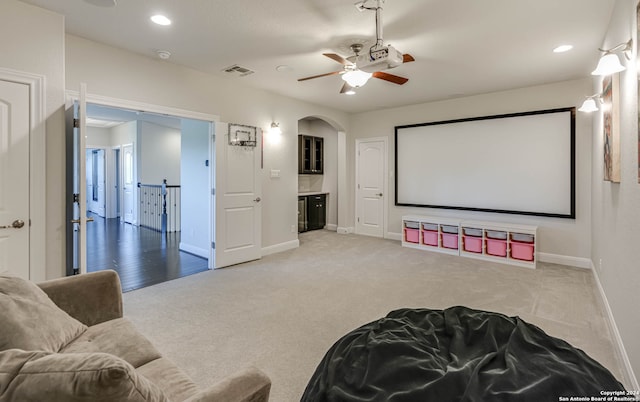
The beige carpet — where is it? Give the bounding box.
[123,230,624,401]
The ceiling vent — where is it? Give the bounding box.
[222,64,255,77]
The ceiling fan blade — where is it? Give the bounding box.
[373,71,409,85]
[323,53,353,66]
[403,54,415,63]
[298,71,343,82]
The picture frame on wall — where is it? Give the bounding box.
[637,1,640,182]
[602,73,621,183]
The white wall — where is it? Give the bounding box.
[590,0,640,388]
[349,79,593,263]
[111,121,137,146]
[138,121,181,185]
[65,34,349,251]
[180,119,210,257]
[86,126,112,147]
[0,0,65,279]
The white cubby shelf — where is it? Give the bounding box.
[402,215,538,269]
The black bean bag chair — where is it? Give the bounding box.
[302,306,624,402]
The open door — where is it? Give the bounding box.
[214,122,262,268]
[65,83,91,275]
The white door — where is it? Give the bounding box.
[67,83,89,274]
[214,122,262,268]
[356,139,386,238]
[86,148,106,217]
[0,79,30,279]
[122,144,134,224]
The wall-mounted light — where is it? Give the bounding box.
[578,94,602,113]
[591,39,633,76]
[267,122,282,144]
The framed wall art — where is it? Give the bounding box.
[637,1,640,182]
[602,73,621,183]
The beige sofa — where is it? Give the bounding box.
[0,270,271,401]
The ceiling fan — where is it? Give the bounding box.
[298,0,415,94]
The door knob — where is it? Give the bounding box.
[253,197,261,202]
[0,219,25,229]
[376,193,383,197]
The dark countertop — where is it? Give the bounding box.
[298,192,328,196]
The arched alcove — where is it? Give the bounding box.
[297,115,347,234]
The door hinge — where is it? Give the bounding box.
[357,217,360,222]
[72,193,79,203]
[211,241,215,249]
[73,118,80,128]
[211,188,215,195]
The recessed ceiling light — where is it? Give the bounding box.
[553,45,573,53]
[156,50,171,60]
[151,15,171,26]
[276,65,293,73]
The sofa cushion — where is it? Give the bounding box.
[137,357,200,402]
[0,275,87,352]
[0,349,168,402]
[62,318,162,368]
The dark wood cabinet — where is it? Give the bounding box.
[298,135,323,174]
[298,194,326,232]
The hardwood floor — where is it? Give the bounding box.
[86,215,209,292]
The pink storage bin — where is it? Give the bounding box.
[486,238,507,257]
[404,228,419,243]
[511,241,535,261]
[441,233,458,249]
[422,230,438,246]
[463,236,483,253]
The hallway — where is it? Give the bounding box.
[86,215,209,292]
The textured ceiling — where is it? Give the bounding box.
[21,0,616,113]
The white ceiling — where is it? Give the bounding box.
[20,0,615,114]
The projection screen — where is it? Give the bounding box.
[394,108,575,218]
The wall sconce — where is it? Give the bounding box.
[591,39,633,76]
[267,122,282,144]
[578,94,602,113]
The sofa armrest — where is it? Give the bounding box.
[38,270,123,327]
[184,367,271,402]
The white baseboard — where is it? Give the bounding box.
[337,226,354,234]
[262,239,299,256]
[591,262,639,391]
[387,231,402,241]
[179,243,208,258]
[326,223,337,231]
[537,252,591,269]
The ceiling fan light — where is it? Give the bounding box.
[342,70,372,87]
[578,98,599,113]
[591,53,625,75]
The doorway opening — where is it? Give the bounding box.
[82,103,213,291]
[297,116,346,238]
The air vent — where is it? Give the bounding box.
[222,64,255,77]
